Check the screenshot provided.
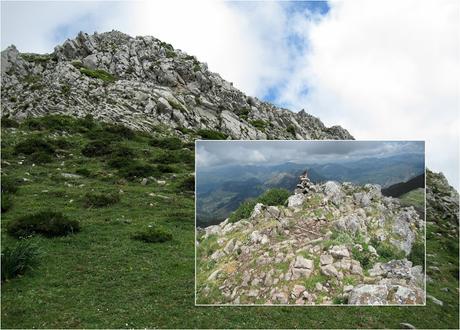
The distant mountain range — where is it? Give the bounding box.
[197,153,424,226]
[382,173,425,198]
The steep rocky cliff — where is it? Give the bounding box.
[1,31,351,140]
[196,172,426,305]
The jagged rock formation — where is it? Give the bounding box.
[1,31,352,140]
[196,172,426,305]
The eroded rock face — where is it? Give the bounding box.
[1,31,353,140]
[348,284,424,305]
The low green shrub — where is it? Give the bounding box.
[1,117,19,128]
[51,138,74,150]
[157,164,175,173]
[152,150,181,164]
[249,119,268,131]
[7,211,80,238]
[408,240,425,268]
[14,137,55,155]
[81,140,113,157]
[84,192,120,208]
[197,129,228,140]
[1,194,13,213]
[29,151,54,164]
[1,176,19,194]
[107,146,137,169]
[75,168,92,177]
[1,239,41,282]
[351,246,373,269]
[149,137,183,150]
[103,124,135,139]
[287,125,296,136]
[132,223,173,243]
[80,67,116,83]
[372,240,406,262]
[180,176,195,192]
[118,162,158,180]
[228,199,257,223]
[257,188,290,206]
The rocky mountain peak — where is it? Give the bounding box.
[1,30,352,140]
[197,175,425,305]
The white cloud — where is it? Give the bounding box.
[276,0,460,189]
[1,1,459,188]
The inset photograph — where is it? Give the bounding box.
[195,140,426,305]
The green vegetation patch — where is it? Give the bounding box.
[1,239,41,282]
[7,211,80,238]
[80,67,116,83]
[149,136,183,150]
[81,140,114,157]
[249,119,269,132]
[1,117,19,128]
[197,129,228,140]
[83,192,120,208]
[257,188,290,206]
[132,223,173,243]
[228,199,257,223]
[21,53,52,64]
[14,137,55,156]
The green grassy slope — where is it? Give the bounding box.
[1,116,458,329]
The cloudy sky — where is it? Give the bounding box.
[196,140,424,168]
[1,1,459,188]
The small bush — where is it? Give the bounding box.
[287,125,296,136]
[51,138,74,150]
[351,246,373,269]
[1,240,41,282]
[80,67,116,83]
[7,211,80,238]
[29,151,54,164]
[1,117,19,128]
[257,188,290,206]
[157,164,175,173]
[76,114,96,130]
[107,156,135,169]
[118,163,158,180]
[152,150,181,164]
[408,240,425,268]
[1,194,13,213]
[84,192,120,208]
[1,176,19,194]
[103,124,135,139]
[149,137,183,150]
[14,137,55,155]
[373,241,406,262]
[197,129,228,140]
[81,140,113,157]
[249,119,268,131]
[75,168,92,177]
[228,199,257,223]
[180,176,195,192]
[132,223,173,243]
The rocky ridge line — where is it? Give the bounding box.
[1,31,352,140]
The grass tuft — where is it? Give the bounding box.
[1,239,41,282]
[7,211,80,238]
[132,223,173,243]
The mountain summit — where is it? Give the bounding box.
[197,172,426,305]
[1,31,352,140]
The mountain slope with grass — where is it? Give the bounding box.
[0,31,458,328]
